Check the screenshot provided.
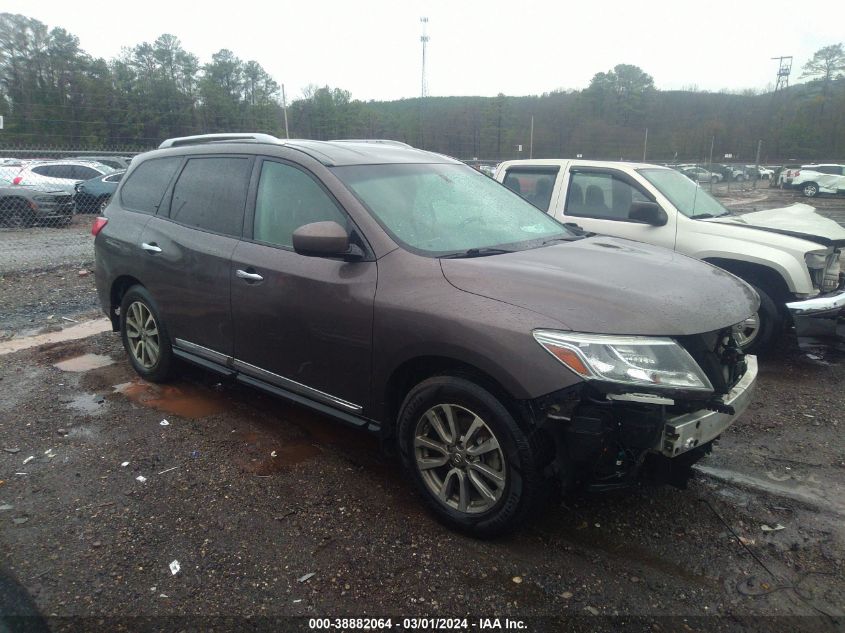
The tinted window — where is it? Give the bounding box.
[502,168,558,211]
[170,157,250,236]
[253,161,346,248]
[566,171,649,220]
[121,157,182,215]
[72,165,100,180]
[32,165,69,178]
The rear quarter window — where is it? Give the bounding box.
[120,157,183,215]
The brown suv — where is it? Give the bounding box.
[94,134,759,536]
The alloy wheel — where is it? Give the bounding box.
[125,301,160,369]
[413,403,507,514]
[733,312,760,348]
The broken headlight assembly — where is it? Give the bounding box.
[533,330,713,393]
[805,248,841,292]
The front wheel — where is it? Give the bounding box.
[397,376,550,537]
[802,182,819,198]
[119,285,174,382]
[734,284,781,354]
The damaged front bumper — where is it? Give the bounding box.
[786,290,845,346]
[659,355,757,457]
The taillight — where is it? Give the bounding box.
[91,216,108,236]
[12,176,22,185]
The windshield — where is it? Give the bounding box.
[332,163,574,256]
[638,168,730,218]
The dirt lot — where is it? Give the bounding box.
[1,187,844,631]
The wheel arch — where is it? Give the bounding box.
[702,257,792,305]
[109,275,144,329]
[381,355,525,440]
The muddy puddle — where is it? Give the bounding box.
[54,353,115,372]
[113,379,228,419]
[235,430,323,475]
[0,319,111,356]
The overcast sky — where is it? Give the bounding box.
[3,0,842,101]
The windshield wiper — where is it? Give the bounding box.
[541,235,584,245]
[441,247,516,259]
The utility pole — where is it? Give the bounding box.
[281,84,289,139]
[642,128,648,162]
[753,139,762,190]
[419,17,429,148]
[529,116,534,159]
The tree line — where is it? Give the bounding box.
[1,12,843,162]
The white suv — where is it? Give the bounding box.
[786,164,845,198]
[12,160,116,195]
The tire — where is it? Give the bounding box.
[397,376,551,537]
[734,283,782,354]
[711,176,719,184]
[119,285,174,382]
[0,201,34,228]
[802,182,819,198]
[98,196,110,214]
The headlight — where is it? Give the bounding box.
[533,330,713,392]
[805,250,828,270]
[805,249,841,292]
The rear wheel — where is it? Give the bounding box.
[397,376,550,537]
[802,182,819,198]
[98,196,110,214]
[119,285,174,382]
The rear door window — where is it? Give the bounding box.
[502,168,559,211]
[169,157,251,237]
[120,157,183,215]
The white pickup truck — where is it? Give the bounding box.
[494,159,845,352]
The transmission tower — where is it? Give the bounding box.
[772,56,792,93]
[420,17,430,98]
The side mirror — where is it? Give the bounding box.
[293,221,361,260]
[628,201,668,227]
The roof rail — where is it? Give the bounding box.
[329,139,413,148]
[158,133,283,149]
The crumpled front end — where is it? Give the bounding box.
[787,248,845,350]
[531,327,757,491]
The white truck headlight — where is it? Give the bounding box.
[805,249,841,292]
[534,330,713,392]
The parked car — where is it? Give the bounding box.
[785,164,845,198]
[12,160,116,194]
[496,159,845,353]
[0,168,75,227]
[94,133,759,536]
[754,166,774,180]
[680,166,722,183]
[66,155,132,170]
[74,171,125,214]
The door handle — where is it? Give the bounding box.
[141,242,162,253]
[236,269,264,282]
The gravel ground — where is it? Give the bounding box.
[0,217,93,275]
[0,329,842,631]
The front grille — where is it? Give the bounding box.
[677,328,746,395]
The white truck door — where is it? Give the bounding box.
[553,166,677,250]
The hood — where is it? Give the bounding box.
[704,203,845,246]
[440,237,758,336]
